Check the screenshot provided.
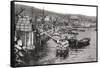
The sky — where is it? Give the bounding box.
[15,1,97,16]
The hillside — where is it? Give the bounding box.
[15,4,96,28]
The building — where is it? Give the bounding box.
[16,16,40,50]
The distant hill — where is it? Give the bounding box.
[15,4,96,27]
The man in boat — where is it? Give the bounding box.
[56,36,69,59]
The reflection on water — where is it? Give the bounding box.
[38,28,97,64]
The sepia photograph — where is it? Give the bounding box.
[12,1,97,67]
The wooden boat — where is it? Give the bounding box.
[77,38,90,48]
[56,39,69,59]
[68,37,90,48]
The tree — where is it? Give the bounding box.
[15,7,25,24]
[49,16,58,33]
